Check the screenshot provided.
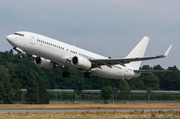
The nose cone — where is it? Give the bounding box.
[6,34,17,47]
[6,35,14,43]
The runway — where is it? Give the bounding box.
[0,108,180,113]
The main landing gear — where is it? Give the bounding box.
[62,67,92,78]
[62,71,71,78]
[84,72,92,78]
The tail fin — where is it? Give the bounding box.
[125,36,150,70]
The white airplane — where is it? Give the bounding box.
[6,31,172,79]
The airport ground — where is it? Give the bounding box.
[0,102,180,109]
[1,103,180,118]
[1,110,180,119]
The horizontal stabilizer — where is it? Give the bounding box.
[134,70,172,73]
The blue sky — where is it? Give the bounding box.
[0,0,179,69]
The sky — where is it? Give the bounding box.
[0,0,179,69]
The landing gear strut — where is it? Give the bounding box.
[62,71,71,78]
[84,72,92,78]
[18,53,22,58]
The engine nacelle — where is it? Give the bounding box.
[71,56,91,70]
[34,57,54,69]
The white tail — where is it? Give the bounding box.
[125,36,150,70]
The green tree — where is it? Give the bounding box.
[153,65,166,89]
[26,72,39,104]
[141,65,152,70]
[101,86,113,104]
[135,80,144,89]
[2,74,13,104]
[0,54,3,62]
[38,77,50,104]
[0,65,9,79]
[119,79,131,103]
[162,66,180,90]
[13,78,22,103]
[0,82,5,100]
[142,73,160,90]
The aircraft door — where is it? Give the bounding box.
[30,34,36,45]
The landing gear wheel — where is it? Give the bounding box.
[62,72,66,77]
[66,72,71,77]
[62,71,71,78]
[88,72,92,78]
[84,72,88,78]
[18,54,22,58]
[84,72,92,78]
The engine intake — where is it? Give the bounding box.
[34,57,54,69]
[71,56,91,70]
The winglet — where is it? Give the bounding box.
[163,45,172,57]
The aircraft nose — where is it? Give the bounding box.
[6,35,13,43]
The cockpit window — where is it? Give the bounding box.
[14,33,24,36]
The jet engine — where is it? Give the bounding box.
[71,56,91,70]
[34,57,54,69]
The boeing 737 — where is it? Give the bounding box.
[6,31,172,79]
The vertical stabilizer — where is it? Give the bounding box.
[125,36,149,70]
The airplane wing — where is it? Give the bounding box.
[90,45,172,68]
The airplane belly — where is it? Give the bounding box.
[91,66,136,79]
[91,66,122,79]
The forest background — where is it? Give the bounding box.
[0,50,179,103]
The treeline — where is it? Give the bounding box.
[0,50,179,103]
[0,50,179,90]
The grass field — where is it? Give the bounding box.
[1,110,180,119]
[1,103,180,118]
[0,102,180,109]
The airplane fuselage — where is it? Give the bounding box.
[6,31,139,79]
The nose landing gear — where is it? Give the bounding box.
[18,53,22,58]
[13,47,23,58]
